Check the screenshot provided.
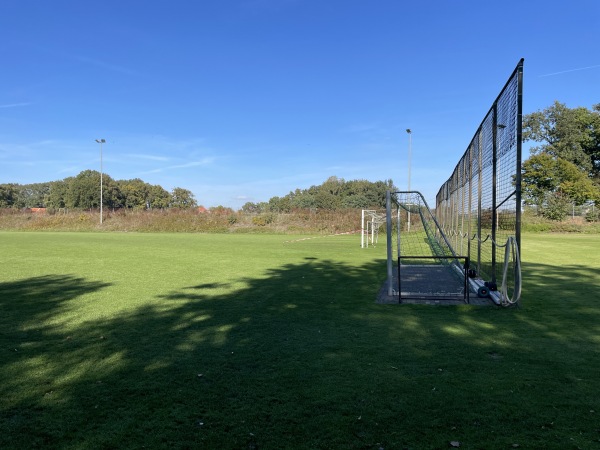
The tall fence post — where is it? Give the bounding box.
[515,58,524,257]
[386,190,394,296]
[477,134,483,276]
[491,102,499,285]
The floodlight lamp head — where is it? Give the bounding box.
[95,139,106,143]
[406,129,411,134]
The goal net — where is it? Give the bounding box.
[384,191,470,302]
[381,59,524,306]
[361,209,386,248]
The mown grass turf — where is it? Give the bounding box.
[1,232,599,449]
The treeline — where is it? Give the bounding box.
[1,172,396,213]
[241,176,396,213]
[0,170,197,210]
[523,101,600,221]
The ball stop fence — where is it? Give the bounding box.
[384,59,524,306]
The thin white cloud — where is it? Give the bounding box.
[539,64,600,78]
[141,157,215,174]
[169,158,215,169]
[125,153,170,162]
[75,56,136,76]
[0,102,31,108]
[58,165,81,174]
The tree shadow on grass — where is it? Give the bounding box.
[1,274,112,314]
[0,274,114,447]
[516,260,600,339]
[0,274,113,348]
[1,260,599,449]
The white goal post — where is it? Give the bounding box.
[361,209,386,248]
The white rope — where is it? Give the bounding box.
[427,225,522,306]
[500,236,521,306]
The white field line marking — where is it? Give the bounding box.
[283,230,360,244]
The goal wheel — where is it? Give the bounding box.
[477,286,490,298]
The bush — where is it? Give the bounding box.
[3,206,596,235]
[540,193,570,221]
[251,214,275,227]
[585,208,599,222]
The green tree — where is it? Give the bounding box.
[522,153,600,208]
[118,179,150,209]
[241,202,260,213]
[557,158,600,205]
[170,187,197,209]
[268,196,291,213]
[540,192,571,221]
[148,185,171,209]
[62,170,119,210]
[66,170,102,209]
[1,171,192,212]
[47,179,70,209]
[524,101,600,177]
[341,194,369,208]
[367,179,396,208]
[269,177,396,211]
[0,183,19,208]
[290,192,317,209]
[314,190,341,210]
[318,177,342,209]
[523,101,600,211]
[14,182,51,208]
[522,153,560,206]
[101,176,122,210]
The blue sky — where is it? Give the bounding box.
[1,0,599,209]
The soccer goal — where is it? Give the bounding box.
[381,59,524,306]
[361,209,386,248]
[384,191,470,303]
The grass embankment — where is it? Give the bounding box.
[1,208,599,234]
[0,208,363,234]
[1,232,599,449]
[521,210,600,233]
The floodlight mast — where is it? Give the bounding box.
[95,139,106,224]
[406,129,412,232]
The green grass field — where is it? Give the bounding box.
[1,232,599,449]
